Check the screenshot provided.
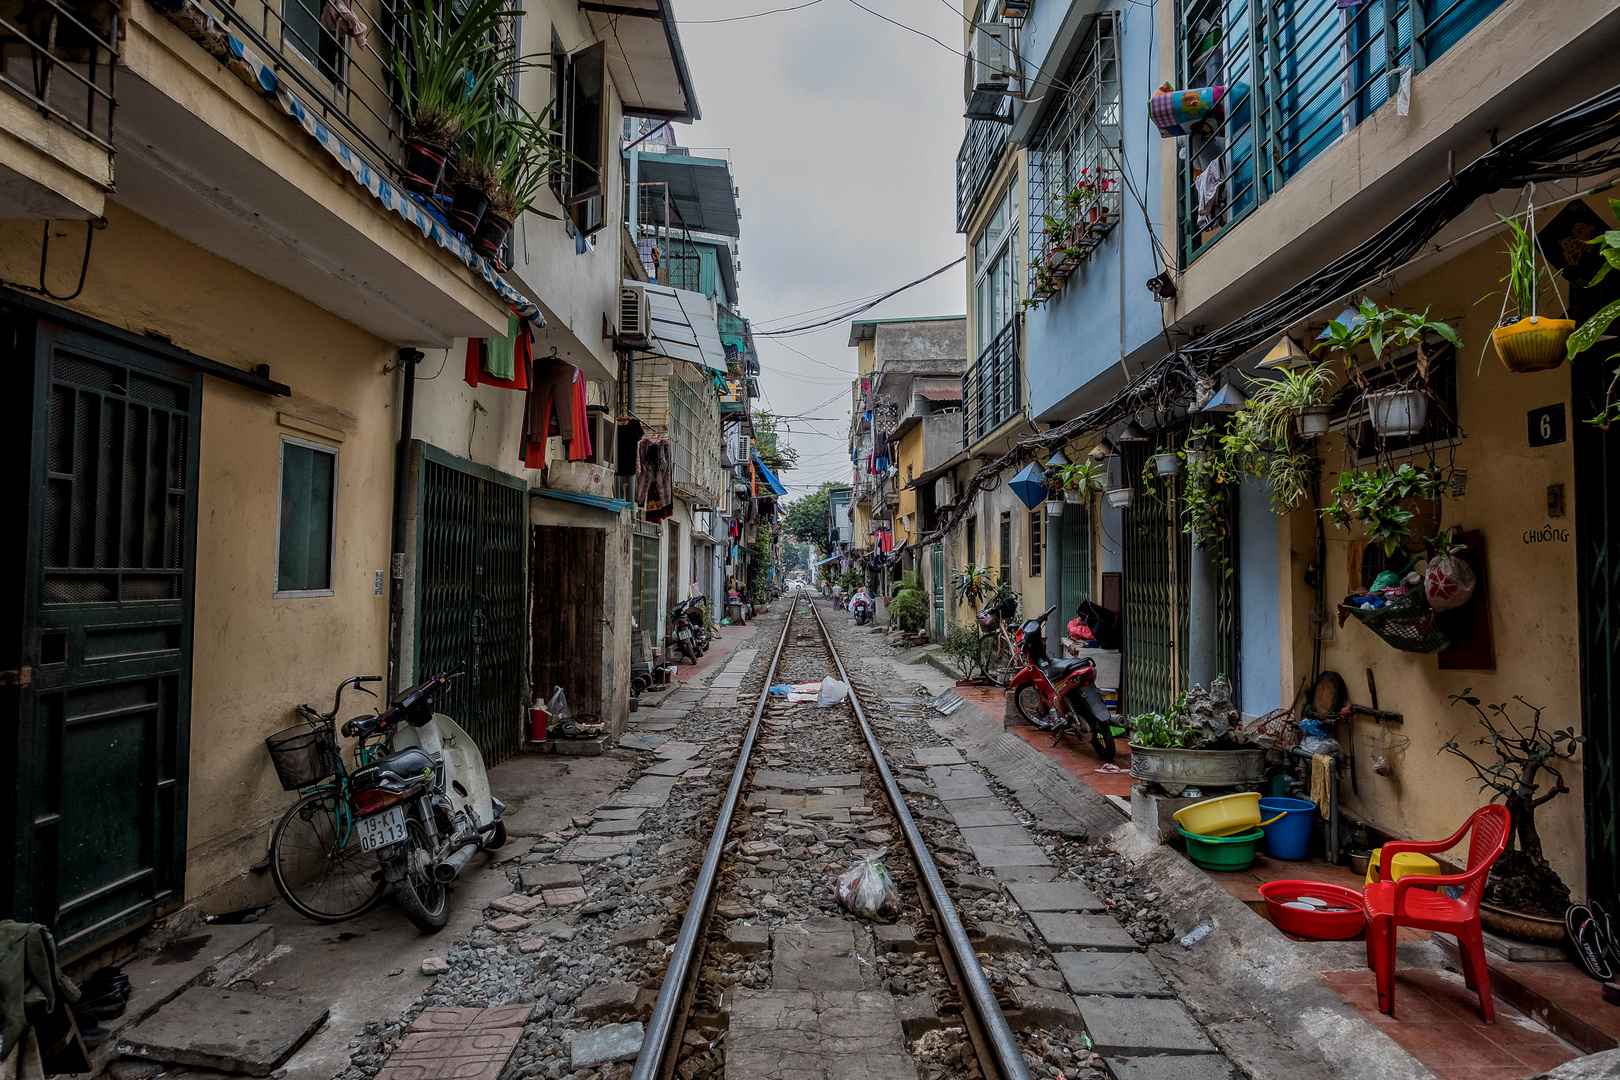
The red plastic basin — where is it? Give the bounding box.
[1258,880,1366,939]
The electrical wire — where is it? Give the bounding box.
[680,0,823,23]
[752,257,966,336]
[921,79,1620,547]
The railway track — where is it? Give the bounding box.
[632,590,1033,1080]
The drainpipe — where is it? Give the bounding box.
[1187,532,1219,690]
[388,348,423,695]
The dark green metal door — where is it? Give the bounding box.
[9,319,199,956]
[1060,505,1092,622]
[1576,358,1620,901]
[414,444,527,765]
[931,544,946,639]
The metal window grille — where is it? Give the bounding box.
[1028,509,1042,577]
[998,511,1012,585]
[1177,0,1505,265]
[0,0,118,157]
[956,111,1011,234]
[963,316,1021,448]
[1026,10,1121,299]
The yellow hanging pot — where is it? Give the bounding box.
[1491,315,1575,373]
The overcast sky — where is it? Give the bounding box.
[671,0,968,498]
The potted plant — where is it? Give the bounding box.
[1179,424,1236,571]
[1127,682,1268,796]
[1104,486,1133,508]
[1316,301,1462,439]
[1046,457,1105,503]
[1442,691,1585,939]
[953,564,997,609]
[1321,464,1448,556]
[1488,215,1576,373]
[1152,450,1181,476]
[475,105,567,262]
[390,0,515,196]
[1244,362,1338,437]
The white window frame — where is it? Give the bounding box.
[275,435,339,599]
[973,183,1019,358]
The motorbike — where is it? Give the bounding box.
[850,594,874,625]
[340,666,507,932]
[669,599,701,663]
[1007,605,1117,761]
[687,594,712,651]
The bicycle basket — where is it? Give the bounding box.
[1339,589,1451,654]
[978,610,1000,630]
[265,720,340,791]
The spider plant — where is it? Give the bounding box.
[487,103,569,220]
[391,0,519,148]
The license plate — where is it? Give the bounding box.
[357,805,409,852]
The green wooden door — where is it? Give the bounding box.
[1576,357,1620,901]
[415,445,527,765]
[931,544,946,639]
[10,320,200,956]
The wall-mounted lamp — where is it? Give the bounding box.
[1260,334,1312,370]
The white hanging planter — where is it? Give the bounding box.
[1366,389,1428,438]
[1044,497,1066,517]
[1295,406,1332,438]
[1063,487,1086,504]
[1184,449,1209,468]
[1105,487,1134,509]
[1153,452,1182,477]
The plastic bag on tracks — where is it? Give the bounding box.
[836,846,901,922]
[816,677,849,707]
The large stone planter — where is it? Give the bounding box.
[1128,745,1268,796]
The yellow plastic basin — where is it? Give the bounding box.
[1173,792,1285,837]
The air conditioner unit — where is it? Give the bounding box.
[971,23,1011,93]
[618,284,650,342]
[934,474,957,506]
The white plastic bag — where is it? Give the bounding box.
[546,686,571,720]
[1425,554,1476,612]
[835,847,901,922]
[816,677,849,707]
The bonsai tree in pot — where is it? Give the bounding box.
[1315,300,1462,439]
[1442,691,1585,924]
[1487,215,1575,373]
[390,0,518,195]
[1321,463,1448,556]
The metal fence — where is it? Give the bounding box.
[0,0,118,157]
[962,317,1020,449]
[1177,0,1506,264]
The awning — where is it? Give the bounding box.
[635,152,740,237]
[752,451,787,497]
[918,386,964,402]
[813,553,843,566]
[580,0,700,121]
[640,281,728,373]
[535,487,633,514]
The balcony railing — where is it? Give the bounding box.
[0,0,118,154]
[956,113,1010,233]
[1177,0,1507,265]
[963,317,1020,449]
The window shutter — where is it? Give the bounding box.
[566,42,605,205]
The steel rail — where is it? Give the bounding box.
[804,597,1032,1080]
[631,594,800,1080]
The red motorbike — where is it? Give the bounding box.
[1008,605,1117,761]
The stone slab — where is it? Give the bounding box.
[602,792,666,810]
[764,792,865,811]
[644,758,697,776]
[627,775,680,794]
[993,865,1058,882]
[948,806,1024,828]
[911,746,966,767]
[118,987,328,1076]
[771,921,862,991]
[570,1022,645,1069]
[1006,985,1083,1028]
[1030,912,1138,951]
[588,817,645,835]
[959,824,1035,848]
[969,844,1053,868]
[657,741,706,759]
[926,765,995,801]
[575,983,641,1022]
[618,733,668,751]
[541,886,587,907]
[488,892,545,914]
[1105,1056,1236,1080]
[593,807,645,821]
[726,990,915,1080]
[638,721,678,731]
[558,840,637,862]
[1053,951,1170,996]
[752,770,863,790]
[1075,996,1217,1055]
[1006,880,1106,913]
[519,864,582,890]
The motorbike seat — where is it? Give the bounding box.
[1040,655,1095,680]
[368,746,436,781]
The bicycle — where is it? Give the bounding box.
[973,595,1022,686]
[1567,896,1618,982]
[264,675,391,923]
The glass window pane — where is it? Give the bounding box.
[278,442,335,592]
[283,0,342,83]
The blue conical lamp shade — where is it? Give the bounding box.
[1010,462,1048,510]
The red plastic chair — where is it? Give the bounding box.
[1362,804,1511,1022]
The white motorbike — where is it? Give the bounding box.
[339,666,506,932]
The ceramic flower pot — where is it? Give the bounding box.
[447,183,490,237]
[400,139,448,197]
[1366,389,1428,438]
[1491,316,1575,373]
[1295,405,1332,438]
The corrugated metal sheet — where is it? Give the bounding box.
[635,151,739,236]
[639,281,727,373]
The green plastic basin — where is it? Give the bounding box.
[1178,825,1265,871]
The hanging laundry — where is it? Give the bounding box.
[484,315,518,382]
[568,369,592,462]
[615,417,644,477]
[524,355,580,469]
[638,438,673,520]
[463,312,531,391]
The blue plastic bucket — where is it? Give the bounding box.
[1258,797,1316,861]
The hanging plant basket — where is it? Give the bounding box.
[1153,452,1181,477]
[1366,389,1428,438]
[1062,488,1086,504]
[1491,316,1575,373]
[1184,449,1209,467]
[1339,588,1451,654]
[1295,405,1332,438]
[1105,487,1134,509]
